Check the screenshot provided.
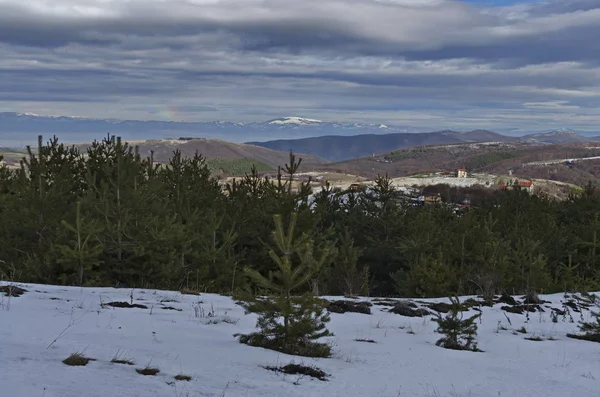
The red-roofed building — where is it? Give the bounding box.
[497,180,534,193]
[456,168,468,178]
[518,181,534,193]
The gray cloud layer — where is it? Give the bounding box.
[0,0,599,133]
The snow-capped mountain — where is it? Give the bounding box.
[267,117,324,125]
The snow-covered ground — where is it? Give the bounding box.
[391,174,495,188]
[1,283,599,397]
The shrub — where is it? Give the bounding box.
[567,294,600,343]
[433,296,481,352]
[236,213,334,358]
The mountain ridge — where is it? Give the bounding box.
[248,129,600,162]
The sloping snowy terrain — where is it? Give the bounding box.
[1,283,598,397]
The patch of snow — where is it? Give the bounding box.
[391,175,495,188]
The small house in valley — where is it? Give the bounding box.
[456,168,468,178]
[498,179,534,194]
[518,181,534,194]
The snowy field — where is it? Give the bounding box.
[1,282,599,397]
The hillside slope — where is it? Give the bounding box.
[76,138,328,169]
[312,141,600,186]
[1,282,598,397]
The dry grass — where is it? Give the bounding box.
[264,363,329,381]
[111,358,135,365]
[136,366,160,376]
[174,374,192,381]
[180,288,201,296]
[0,285,27,297]
[63,352,96,366]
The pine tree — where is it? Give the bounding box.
[433,296,481,352]
[332,228,369,296]
[236,213,334,357]
[53,200,103,286]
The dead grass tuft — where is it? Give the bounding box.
[174,374,192,381]
[136,366,160,376]
[63,352,96,366]
[264,363,329,381]
[0,285,27,297]
[111,358,135,365]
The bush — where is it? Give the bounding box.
[433,296,481,352]
[236,213,334,358]
[567,294,600,343]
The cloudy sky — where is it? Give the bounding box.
[0,0,599,132]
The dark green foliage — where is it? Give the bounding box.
[237,213,334,358]
[384,150,420,161]
[329,229,369,296]
[3,134,600,302]
[467,151,520,170]
[567,295,600,343]
[433,297,481,352]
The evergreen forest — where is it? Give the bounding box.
[1,135,600,300]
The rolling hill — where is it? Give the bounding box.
[306,141,600,187]
[520,131,593,144]
[96,138,328,169]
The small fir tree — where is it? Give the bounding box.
[53,200,103,286]
[333,228,369,297]
[236,213,334,357]
[433,296,481,352]
[567,294,600,343]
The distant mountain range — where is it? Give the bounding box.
[0,113,431,147]
[2,113,600,162]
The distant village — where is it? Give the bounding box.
[224,166,535,214]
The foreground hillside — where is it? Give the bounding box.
[1,282,599,397]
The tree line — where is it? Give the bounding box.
[1,135,600,299]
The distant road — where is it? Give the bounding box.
[524,155,600,166]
